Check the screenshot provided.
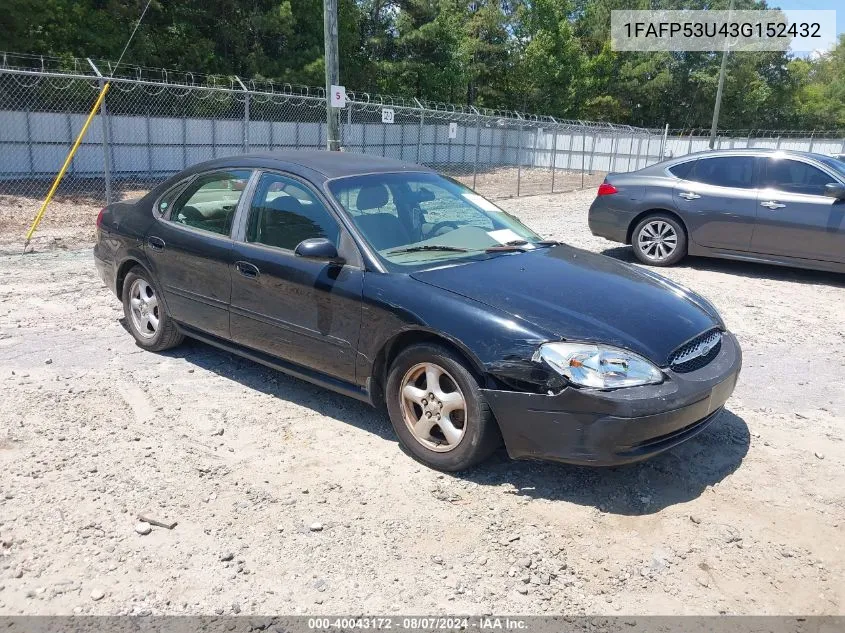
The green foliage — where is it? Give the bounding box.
[0,0,842,128]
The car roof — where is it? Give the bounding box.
[670,148,835,162]
[183,150,434,180]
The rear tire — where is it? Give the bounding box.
[385,343,500,472]
[631,214,687,266]
[122,266,184,352]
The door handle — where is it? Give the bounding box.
[678,191,701,200]
[147,236,165,252]
[760,200,786,210]
[235,261,260,279]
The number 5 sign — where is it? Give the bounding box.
[329,85,346,108]
[381,108,395,124]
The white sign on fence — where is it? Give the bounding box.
[381,108,395,124]
[448,122,458,139]
[329,85,346,108]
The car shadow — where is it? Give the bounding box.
[132,325,750,516]
[600,245,845,287]
[457,408,750,516]
[153,336,396,442]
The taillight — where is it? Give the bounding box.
[96,208,105,228]
[597,183,618,196]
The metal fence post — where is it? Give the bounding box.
[414,98,424,164]
[24,109,34,177]
[550,125,558,193]
[382,115,387,158]
[146,109,153,179]
[235,77,250,153]
[182,117,187,169]
[346,104,352,151]
[208,111,215,157]
[472,110,481,190]
[87,59,112,203]
[609,130,618,173]
[446,116,453,165]
[659,123,668,160]
[65,112,75,178]
[808,130,816,152]
[581,131,587,189]
[517,117,524,197]
[636,134,644,170]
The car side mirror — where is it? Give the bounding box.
[824,183,845,200]
[294,237,343,264]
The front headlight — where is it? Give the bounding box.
[532,342,664,389]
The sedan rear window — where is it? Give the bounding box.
[667,161,695,179]
[168,170,251,235]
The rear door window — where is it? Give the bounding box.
[689,157,755,189]
[168,170,251,236]
[762,159,834,196]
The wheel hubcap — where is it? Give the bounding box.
[638,220,678,261]
[129,279,159,338]
[399,362,467,452]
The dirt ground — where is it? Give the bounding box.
[1,188,843,616]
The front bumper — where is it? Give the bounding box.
[481,332,742,466]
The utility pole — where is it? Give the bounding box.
[324,0,341,151]
[709,0,735,149]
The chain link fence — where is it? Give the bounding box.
[1,53,844,221]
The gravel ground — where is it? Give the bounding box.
[1,188,843,616]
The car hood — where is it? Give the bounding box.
[409,246,721,365]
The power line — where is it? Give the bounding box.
[111,0,153,78]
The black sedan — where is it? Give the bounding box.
[94,151,741,471]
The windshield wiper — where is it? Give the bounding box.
[387,245,469,255]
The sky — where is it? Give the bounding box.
[771,0,843,55]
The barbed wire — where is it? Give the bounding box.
[0,51,655,133]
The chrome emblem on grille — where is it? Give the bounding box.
[671,331,721,366]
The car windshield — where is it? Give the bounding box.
[327,172,545,268]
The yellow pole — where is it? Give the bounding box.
[23,82,111,248]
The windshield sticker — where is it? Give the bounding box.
[462,192,503,213]
[488,228,524,244]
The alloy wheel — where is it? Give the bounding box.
[129,278,160,339]
[399,362,467,452]
[638,220,678,262]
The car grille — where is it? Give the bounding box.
[669,329,722,373]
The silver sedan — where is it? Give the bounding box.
[588,149,845,273]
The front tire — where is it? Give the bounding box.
[385,343,500,472]
[122,266,183,352]
[632,214,687,266]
